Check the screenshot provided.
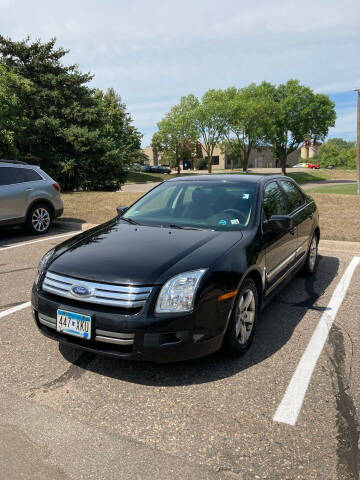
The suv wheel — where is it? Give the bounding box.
[224,278,259,356]
[26,204,52,235]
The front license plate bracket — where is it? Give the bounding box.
[56,309,92,340]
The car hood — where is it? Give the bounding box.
[48,219,243,285]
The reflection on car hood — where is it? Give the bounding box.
[48,219,243,285]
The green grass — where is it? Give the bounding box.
[214,170,328,184]
[125,171,198,184]
[125,169,333,185]
[125,171,171,183]
[286,171,328,183]
[306,183,357,195]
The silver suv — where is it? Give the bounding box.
[0,160,63,234]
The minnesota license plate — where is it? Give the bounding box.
[56,309,91,340]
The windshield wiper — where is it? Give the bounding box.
[120,217,140,226]
[168,224,208,231]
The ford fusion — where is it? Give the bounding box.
[32,175,320,362]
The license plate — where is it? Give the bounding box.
[56,309,91,340]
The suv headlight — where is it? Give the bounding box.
[35,249,55,286]
[155,269,207,313]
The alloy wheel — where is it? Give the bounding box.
[309,236,317,271]
[32,207,50,232]
[235,288,256,345]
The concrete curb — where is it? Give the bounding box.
[319,239,360,254]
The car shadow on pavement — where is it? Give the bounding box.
[59,254,340,387]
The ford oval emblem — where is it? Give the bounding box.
[71,285,92,297]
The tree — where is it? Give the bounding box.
[219,84,272,172]
[151,132,162,166]
[0,62,31,157]
[264,80,336,174]
[154,96,199,174]
[186,90,228,173]
[0,35,142,190]
[77,88,142,190]
[315,138,356,169]
[0,36,96,172]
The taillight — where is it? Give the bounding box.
[52,182,61,192]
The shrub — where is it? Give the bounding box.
[315,138,356,169]
[195,157,208,170]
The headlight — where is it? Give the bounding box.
[155,269,207,313]
[35,249,55,286]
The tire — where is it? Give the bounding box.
[302,233,319,276]
[26,203,52,235]
[224,278,259,356]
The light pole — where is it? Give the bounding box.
[355,89,360,195]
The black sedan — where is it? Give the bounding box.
[32,175,320,362]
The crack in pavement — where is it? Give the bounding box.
[29,352,95,396]
[0,266,35,275]
[327,324,360,480]
[0,300,30,310]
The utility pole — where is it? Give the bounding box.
[355,89,360,195]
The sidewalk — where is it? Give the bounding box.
[121,181,160,193]
[319,239,360,255]
[302,180,356,190]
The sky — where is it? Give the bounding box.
[0,0,359,147]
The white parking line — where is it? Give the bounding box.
[0,231,81,251]
[273,256,360,426]
[0,301,31,320]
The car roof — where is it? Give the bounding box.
[166,174,292,184]
[0,160,38,168]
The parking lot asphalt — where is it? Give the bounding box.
[0,225,360,479]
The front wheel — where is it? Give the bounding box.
[224,278,259,356]
[302,233,318,276]
[26,204,52,235]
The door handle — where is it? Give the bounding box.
[25,188,33,192]
[309,212,314,219]
[289,226,297,235]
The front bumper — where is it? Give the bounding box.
[32,286,227,363]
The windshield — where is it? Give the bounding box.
[123,181,258,231]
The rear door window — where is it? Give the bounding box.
[263,181,287,219]
[21,168,43,182]
[280,180,304,214]
[0,167,25,186]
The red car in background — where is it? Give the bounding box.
[306,162,320,169]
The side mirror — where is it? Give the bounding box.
[116,205,128,217]
[265,215,291,234]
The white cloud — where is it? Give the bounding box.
[0,0,359,144]
[331,112,357,134]
[315,80,360,95]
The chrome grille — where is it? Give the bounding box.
[42,271,152,308]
